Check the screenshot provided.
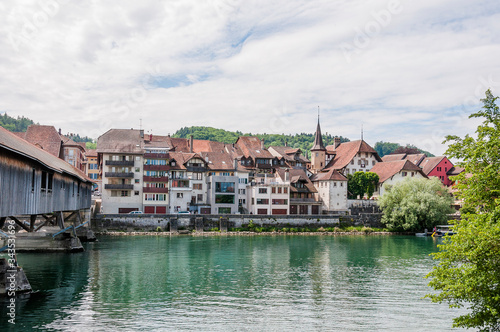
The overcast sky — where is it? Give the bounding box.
[1,0,500,155]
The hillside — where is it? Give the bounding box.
[173,126,350,157]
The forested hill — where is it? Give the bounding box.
[0,112,36,132]
[173,126,350,156]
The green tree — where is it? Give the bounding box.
[426,89,500,330]
[374,141,434,157]
[347,171,379,199]
[378,177,454,231]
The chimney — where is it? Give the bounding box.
[140,130,144,138]
[285,140,288,147]
[285,169,290,183]
[58,128,61,135]
[334,137,341,149]
[149,134,153,141]
[261,139,265,150]
[189,135,193,153]
[234,158,238,170]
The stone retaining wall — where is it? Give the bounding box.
[92,213,384,232]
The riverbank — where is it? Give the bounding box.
[96,230,414,236]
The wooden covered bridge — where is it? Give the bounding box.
[0,126,93,252]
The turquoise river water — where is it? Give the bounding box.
[1,235,471,331]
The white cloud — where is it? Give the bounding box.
[1,0,499,155]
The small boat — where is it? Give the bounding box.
[415,225,454,237]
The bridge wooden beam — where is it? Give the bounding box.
[9,216,30,232]
[29,214,37,232]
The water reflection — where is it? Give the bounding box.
[0,235,468,331]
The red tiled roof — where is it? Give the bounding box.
[200,152,236,170]
[235,136,273,159]
[0,126,91,183]
[97,129,144,154]
[381,154,406,162]
[326,140,381,170]
[310,168,347,182]
[420,156,448,175]
[24,125,62,157]
[276,168,317,193]
[369,160,426,183]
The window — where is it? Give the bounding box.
[193,183,203,190]
[284,187,288,194]
[135,167,140,172]
[259,188,267,194]
[272,199,288,205]
[135,179,140,183]
[278,187,282,194]
[134,191,139,196]
[239,189,246,195]
[272,187,276,194]
[402,172,407,177]
[351,160,354,165]
[218,207,231,214]
[239,178,248,184]
[136,156,141,161]
[216,182,235,193]
[257,198,269,204]
[215,195,235,204]
[372,160,376,166]
[334,182,337,187]
[41,171,47,191]
[197,194,203,202]
[193,173,203,180]
[120,191,129,197]
[177,193,183,198]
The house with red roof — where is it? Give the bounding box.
[310,168,348,212]
[381,153,458,187]
[370,160,427,196]
[324,139,382,176]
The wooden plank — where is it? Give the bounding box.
[29,214,37,232]
[10,216,30,232]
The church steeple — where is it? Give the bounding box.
[311,108,326,151]
[310,107,326,173]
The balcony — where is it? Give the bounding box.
[144,153,169,159]
[105,184,134,190]
[105,160,134,166]
[143,187,169,194]
[144,164,171,171]
[186,166,207,172]
[290,198,318,203]
[256,163,272,169]
[105,172,134,178]
[143,176,169,182]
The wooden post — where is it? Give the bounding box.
[220,217,228,233]
[29,214,37,232]
[170,218,178,234]
[195,217,204,233]
[57,211,65,229]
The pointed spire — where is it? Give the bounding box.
[311,107,326,151]
[361,124,364,141]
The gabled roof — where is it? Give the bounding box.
[276,168,317,193]
[23,125,62,157]
[420,156,449,175]
[97,129,143,154]
[369,160,426,183]
[235,136,273,159]
[268,146,310,163]
[167,152,202,170]
[200,152,236,171]
[326,140,381,170]
[61,135,86,151]
[86,149,98,157]
[0,126,91,183]
[447,166,464,176]
[405,153,427,166]
[310,168,347,182]
[311,121,326,151]
[381,153,406,162]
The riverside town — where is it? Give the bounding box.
[1,1,500,329]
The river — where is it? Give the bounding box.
[1,235,470,331]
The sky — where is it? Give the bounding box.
[1,0,500,155]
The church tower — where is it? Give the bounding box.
[310,113,326,173]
